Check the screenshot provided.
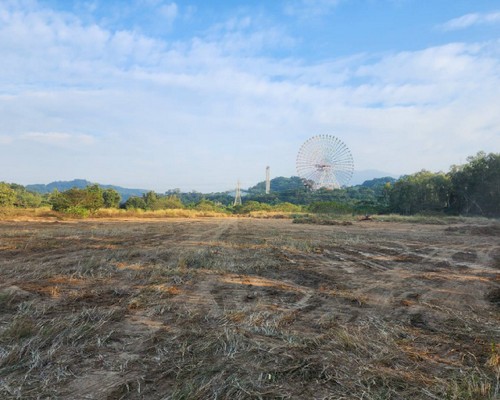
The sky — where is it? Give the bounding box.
[1,0,499,192]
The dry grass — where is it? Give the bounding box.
[93,208,232,219]
[371,214,495,225]
[0,218,499,399]
[247,211,302,219]
[293,214,354,225]
[0,207,57,220]
[0,207,232,221]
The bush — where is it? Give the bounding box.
[64,206,90,218]
[272,202,302,213]
[194,199,226,212]
[49,185,104,215]
[156,195,185,210]
[238,201,272,213]
[102,189,121,208]
[124,196,147,210]
[0,183,16,207]
[308,201,353,214]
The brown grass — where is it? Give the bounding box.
[0,217,499,399]
[0,207,233,221]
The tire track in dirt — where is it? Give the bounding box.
[179,218,237,243]
[169,218,324,320]
[165,219,252,314]
[266,224,500,333]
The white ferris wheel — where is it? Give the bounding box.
[296,135,354,190]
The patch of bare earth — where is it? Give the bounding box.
[1,218,499,399]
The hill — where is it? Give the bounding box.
[26,179,148,201]
[351,170,398,186]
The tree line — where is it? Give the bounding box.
[0,151,498,217]
[242,151,499,217]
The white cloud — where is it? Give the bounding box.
[0,1,499,190]
[21,132,96,146]
[159,2,178,25]
[204,15,295,56]
[284,0,342,18]
[138,0,163,6]
[439,11,500,31]
[350,42,500,106]
[0,135,14,144]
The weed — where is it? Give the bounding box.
[293,214,354,226]
[486,342,500,398]
[1,317,35,342]
[444,370,495,399]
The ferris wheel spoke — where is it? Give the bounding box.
[296,135,354,190]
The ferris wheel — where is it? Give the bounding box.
[296,135,354,190]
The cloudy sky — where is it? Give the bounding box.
[1,0,499,192]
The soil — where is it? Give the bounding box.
[0,218,499,399]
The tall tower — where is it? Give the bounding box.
[233,180,242,206]
[265,166,270,194]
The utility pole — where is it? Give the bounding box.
[265,166,270,194]
[234,180,242,206]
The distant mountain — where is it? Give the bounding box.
[246,173,398,194]
[26,179,149,202]
[350,170,398,186]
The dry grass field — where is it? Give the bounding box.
[1,217,499,399]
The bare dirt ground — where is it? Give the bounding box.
[0,218,499,399]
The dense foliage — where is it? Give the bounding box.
[0,182,45,208]
[26,179,146,201]
[448,152,500,217]
[49,185,120,216]
[388,171,451,215]
[1,151,498,217]
[124,192,186,210]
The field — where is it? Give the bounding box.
[1,217,499,399]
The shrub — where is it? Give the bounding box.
[64,206,90,218]
[308,201,353,214]
[272,202,302,213]
[49,186,103,215]
[0,182,16,207]
[124,196,147,210]
[194,199,226,212]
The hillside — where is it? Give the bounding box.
[26,179,148,201]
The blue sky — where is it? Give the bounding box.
[1,0,499,191]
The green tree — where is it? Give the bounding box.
[143,191,158,210]
[246,176,304,194]
[157,195,184,209]
[178,191,204,205]
[194,199,224,212]
[49,189,70,211]
[124,196,147,210]
[49,185,104,214]
[389,171,451,215]
[449,152,500,216]
[84,185,104,213]
[102,188,121,208]
[205,192,234,206]
[14,190,43,208]
[0,182,16,207]
[0,183,43,208]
